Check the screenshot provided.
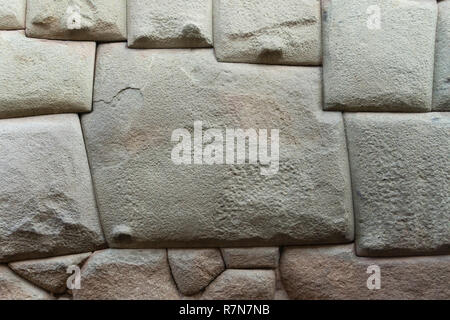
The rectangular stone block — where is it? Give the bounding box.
[82,44,354,248]
[0,31,95,119]
[26,0,127,41]
[213,0,321,65]
[0,0,26,30]
[221,247,279,269]
[323,0,437,112]
[345,113,450,257]
[127,0,212,48]
[281,245,450,300]
[433,0,450,111]
[0,114,105,263]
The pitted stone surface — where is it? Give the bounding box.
[73,249,180,300]
[202,269,276,300]
[433,0,450,111]
[281,245,450,300]
[0,31,95,119]
[0,0,26,30]
[9,253,91,294]
[82,44,354,248]
[127,0,212,48]
[213,0,321,65]
[168,249,225,296]
[345,113,450,257]
[323,0,437,112]
[26,0,127,41]
[0,114,105,263]
[0,265,52,300]
[221,247,279,269]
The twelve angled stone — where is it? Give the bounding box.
[9,253,91,294]
[168,249,225,296]
[202,269,276,300]
[213,0,321,65]
[0,31,95,119]
[345,113,450,257]
[433,0,450,111]
[0,265,52,300]
[281,245,450,300]
[127,0,212,48]
[323,0,437,112]
[221,247,279,269]
[82,44,354,248]
[26,0,127,42]
[0,114,105,263]
[73,249,180,300]
[0,0,26,30]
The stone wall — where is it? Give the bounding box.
[0,0,448,300]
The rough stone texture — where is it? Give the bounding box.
[73,249,180,300]
[0,31,95,119]
[0,114,105,263]
[323,0,437,112]
[127,0,212,48]
[345,113,450,257]
[213,0,321,65]
[0,265,52,300]
[0,0,26,30]
[9,253,91,294]
[433,0,450,111]
[82,44,354,248]
[221,247,279,269]
[281,245,450,300]
[202,269,276,300]
[168,249,225,296]
[26,0,127,41]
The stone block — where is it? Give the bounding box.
[26,0,127,41]
[0,114,105,262]
[345,113,450,256]
[0,31,95,119]
[127,0,212,48]
[213,0,321,65]
[323,0,437,112]
[82,44,354,248]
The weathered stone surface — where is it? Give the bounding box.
[0,0,25,30]
[0,114,105,263]
[433,0,450,111]
[73,249,180,300]
[202,269,275,300]
[221,247,279,269]
[26,0,127,41]
[281,245,450,300]
[9,253,91,294]
[0,265,52,300]
[127,0,212,48]
[168,249,225,296]
[323,0,437,112]
[213,0,321,65]
[82,44,353,248]
[345,113,450,257]
[0,31,95,119]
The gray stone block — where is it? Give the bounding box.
[345,113,450,256]
[323,0,437,112]
[82,44,354,248]
[213,0,321,65]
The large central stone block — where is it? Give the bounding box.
[82,44,354,248]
